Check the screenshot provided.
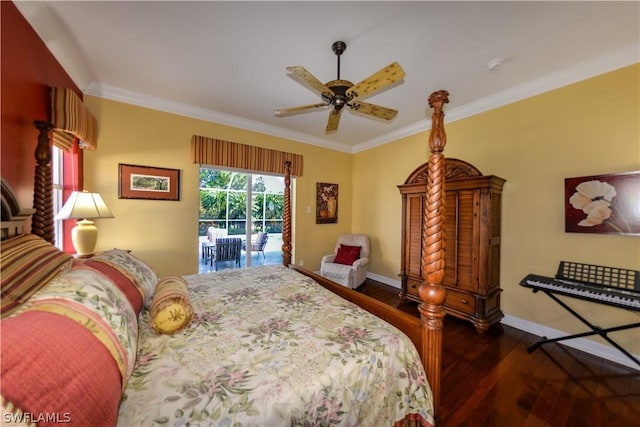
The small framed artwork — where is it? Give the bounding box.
[565,171,640,236]
[119,164,181,201]
[316,182,338,224]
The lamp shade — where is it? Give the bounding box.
[55,191,114,220]
[55,191,113,257]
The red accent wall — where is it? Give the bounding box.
[1,1,81,208]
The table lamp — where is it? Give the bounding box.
[55,190,114,257]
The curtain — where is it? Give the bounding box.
[191,135,303,177]
[50,87,98,151]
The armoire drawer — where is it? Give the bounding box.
[444,288,476,314]
[406,277,422,297]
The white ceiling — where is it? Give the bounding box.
[16,1,640,153]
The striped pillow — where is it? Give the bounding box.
[88,249,158,307]
[1,234,72,317]
[74,260,144,314]
[22,266,139,383]
[150,276,193,334]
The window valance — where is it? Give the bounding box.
[191,135,303,177]
[50,87,98,151]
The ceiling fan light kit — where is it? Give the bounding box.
[275,41,405,133]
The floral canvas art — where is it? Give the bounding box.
[316,182,338,224]
[565,171,640,236]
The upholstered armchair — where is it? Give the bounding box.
[320,234,370,289]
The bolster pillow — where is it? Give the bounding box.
[150,275,193,334]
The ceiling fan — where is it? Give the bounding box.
[275,41,405,134]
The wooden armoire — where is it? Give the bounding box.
[398,159,506,333]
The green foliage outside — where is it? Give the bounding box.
[199,168,284,236]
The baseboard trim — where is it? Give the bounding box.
[502,314,640,371]
[366,272,401,289]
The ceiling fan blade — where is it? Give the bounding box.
[325,108,343,133]
[274,103,328,115]
[349,101,398,120]
[287,66,335,98]
[345,62,405,100]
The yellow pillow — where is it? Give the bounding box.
[149,276,193,334]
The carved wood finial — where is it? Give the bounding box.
[282,160,292,266]
[418,90,449,421]
[427,90,449,154]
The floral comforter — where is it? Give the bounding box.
[118,265,434,426]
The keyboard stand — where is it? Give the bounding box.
[527,289,640,367]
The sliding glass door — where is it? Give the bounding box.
[199,167,284,269]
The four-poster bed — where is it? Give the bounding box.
[1,90,450,426]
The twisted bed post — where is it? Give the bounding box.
[32,120,55,243]
[282,160,292,266]
[419,90,449,422]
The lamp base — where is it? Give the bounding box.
[72,219,98,257]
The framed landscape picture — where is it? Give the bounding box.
[565,171,640,236]
[119,164,180,201]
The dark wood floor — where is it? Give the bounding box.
[357,279,640,427]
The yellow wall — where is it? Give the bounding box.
[353,64,640,354]
[85,64,639,356]
[82,98,353,277]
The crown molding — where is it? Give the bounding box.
[88,38,640,154]
[84,83,354,153]
[352,43,639,153]
[93,35,638,156]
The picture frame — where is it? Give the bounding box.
[118,164,181,201]
[565,171,640,236]
[316,182,338,224]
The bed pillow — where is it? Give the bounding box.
[86,248,158,307]
[334,244,361,266]
[20,266,139,381]
[150,275,193,334]
[1,311,122,427]
[1,264,140,426]
[1,234,72,318]
[74,260,144,314]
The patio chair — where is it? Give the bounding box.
[243,232,269,259]
[213,237,242,270]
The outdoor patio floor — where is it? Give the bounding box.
[198,233,283,274]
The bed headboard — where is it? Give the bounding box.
[1,179,35,241]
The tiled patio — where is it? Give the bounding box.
[198,233,283,274]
